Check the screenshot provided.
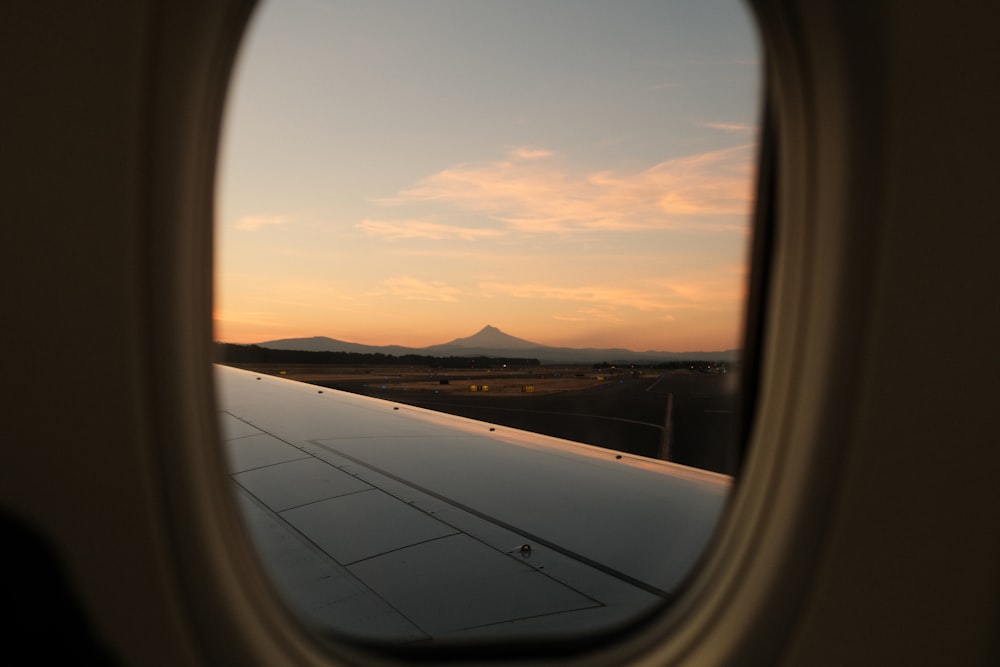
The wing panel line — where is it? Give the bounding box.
[310,439,674,601]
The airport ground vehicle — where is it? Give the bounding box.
[2,0,998,665]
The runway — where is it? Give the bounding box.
[318,370,740,475]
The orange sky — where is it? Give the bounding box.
[214,0,760,352]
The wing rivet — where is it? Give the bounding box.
[519,544,531,556]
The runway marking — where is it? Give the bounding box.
[658,393,674,461]
[645,375,668,392]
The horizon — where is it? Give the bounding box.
[229,323,741,354]
[214,1,761,351]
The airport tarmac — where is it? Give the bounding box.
[230,365,740,475]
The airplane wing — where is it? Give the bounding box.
[216,365,731,643]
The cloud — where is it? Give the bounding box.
[479,274,745,314]
[357,219,503,241]
[233,214,293,231]
[213,309,280,328]
[479,281,685,312]
[509,147,554,160]
[379,276,462,302]
[700,122,756,133]
[377,145,756,234]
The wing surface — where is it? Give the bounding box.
[216,365,730,642]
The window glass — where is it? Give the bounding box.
[215,0,760,646]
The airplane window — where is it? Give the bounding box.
[214,0,761,652]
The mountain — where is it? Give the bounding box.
[251,335,414,357]
[424,325,542,352]
[253,326,738,365]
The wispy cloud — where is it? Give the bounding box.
[700,121,756,133]
[480,274,745,313]
[357,219,503,241]
[379,276,462,302]
[509,147,554,160]
[233,214,293,231]
[213,309,281,328]
[377,145,755,234]
[480,281,685,312]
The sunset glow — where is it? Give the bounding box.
[215,0,760,352]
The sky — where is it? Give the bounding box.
[214,0,761,352]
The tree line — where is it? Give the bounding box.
[214,343,541,369]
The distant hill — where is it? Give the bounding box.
[251,335,414,357]
[254,325,739,365]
